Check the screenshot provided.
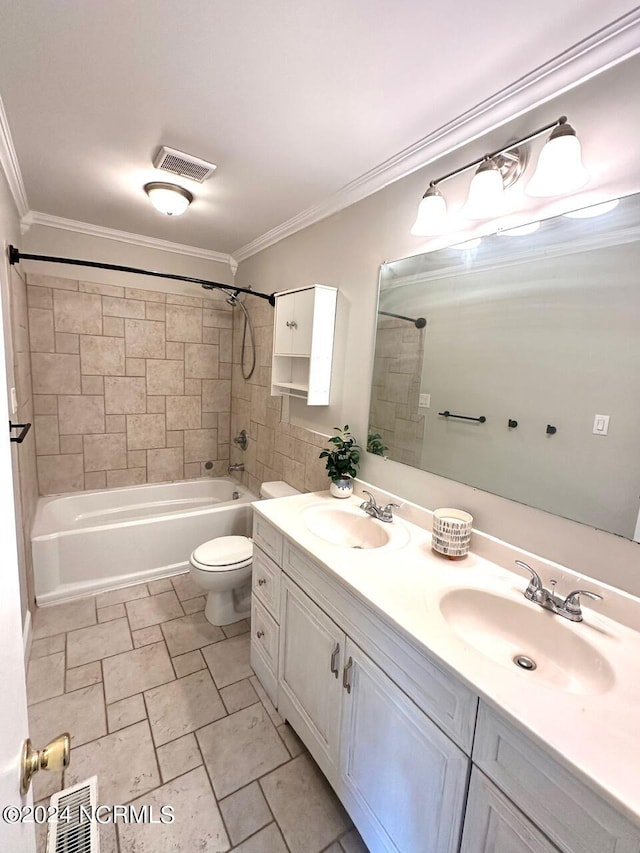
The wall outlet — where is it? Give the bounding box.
[419,393,431,408]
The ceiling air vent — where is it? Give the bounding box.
[153,146,217,183]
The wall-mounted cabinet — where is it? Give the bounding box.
[271,285,337,405]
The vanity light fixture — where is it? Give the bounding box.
[144,181,193,216]
[411,116,587,236]
[564,199,619,219]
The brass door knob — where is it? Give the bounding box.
[21,733,71,795]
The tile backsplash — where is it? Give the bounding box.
[28,273,233,494]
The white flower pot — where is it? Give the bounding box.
[330,477,353,499]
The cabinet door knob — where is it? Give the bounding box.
[286,320,298,329]
[330,642,340,678]
[342,656,353,693]
[258,578,266,586]
[256,630,264,639]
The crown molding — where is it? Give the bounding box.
[0,96,29,218]
[21,210,234,267]
[233,9,640,263]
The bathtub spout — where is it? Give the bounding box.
[228,463,245,473]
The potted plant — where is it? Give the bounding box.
[319,425,360,498]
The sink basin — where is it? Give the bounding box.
[302,504,409,550]
[439,588,614,695]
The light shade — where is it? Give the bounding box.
[463,159,505,219]
[526,122,588,197]
[144,182,193,216]
[410,185,447,236]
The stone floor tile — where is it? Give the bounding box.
[171,572,202,601]
[65,720,159,805]
[97,602,126,622]
[118,766,230,852]
[98,821,118,853]
[132,624,163,648]
[182,595,206,614]
[66,661,102,692]
[103,641,175,703]
[32,769,62,804]
[27,652,65,704]
[67,617,132,667]
[249,675,284,727]
[277,722,307,758]
[339,828,370,853]
[145,669,226,746]
[231,823,288,853]
[324,844,343,853]
[126,590,184,631]
[147,577,174,595]
[156,732,202,782]
[95,582,149,609]
[29,683,106,748]
[196,703,289,799]
[30,633,65,660]
[219,781,272,846]
[202,634,252,688]
[261,754,351,853]
[32,598,96,639]
[107,693,147,733]
[219,679,258,715]
[161,611,225,656]
[222,618,250,639]
[172,649,205,678]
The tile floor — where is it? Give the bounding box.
[28,575,369,853]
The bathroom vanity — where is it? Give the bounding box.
[250,488,640,853]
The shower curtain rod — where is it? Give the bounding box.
[378,309,426,329]
[7,245,276,305]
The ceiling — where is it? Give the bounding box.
[0,1,637,259]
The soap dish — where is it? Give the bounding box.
[432,508,473,558]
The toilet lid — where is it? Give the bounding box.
[192,535,253,569]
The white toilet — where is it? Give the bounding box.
[189,481,300,626]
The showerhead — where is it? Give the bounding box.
[225,289,240,306]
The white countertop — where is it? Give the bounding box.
[253,489,640,827]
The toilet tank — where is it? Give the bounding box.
[260,481,300,499]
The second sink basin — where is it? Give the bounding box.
[439,587,614,695]
[302,503,409,551]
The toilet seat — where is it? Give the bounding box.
[190,535,253,572]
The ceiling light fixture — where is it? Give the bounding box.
[411,116,588,236]
[144,182,193,216]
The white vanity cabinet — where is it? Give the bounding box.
[271,285,337,405]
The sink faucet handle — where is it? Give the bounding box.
[562,589,603,616]
[515,560,543,598]
[360,490,378,509]
[380,502,400,522]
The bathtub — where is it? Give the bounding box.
[32,478,256,605]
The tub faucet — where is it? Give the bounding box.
[516,560,603,622]
[228,463,245,473]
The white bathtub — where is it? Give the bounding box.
[32,478,256,605]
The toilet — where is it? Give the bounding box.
[189,481,300,626]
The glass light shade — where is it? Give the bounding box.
[144,182,193,216]
[526,133,589,197]
[410,187,447,236]
[463,160,505,219]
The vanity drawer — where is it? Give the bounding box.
[252,545,281,620]
[252,514,283,565]
[473,703,640,853]
[250,598,280,706]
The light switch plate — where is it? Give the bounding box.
[593,414,610,435]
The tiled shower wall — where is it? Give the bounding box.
[229,296,330,496]
[27,273,233,495]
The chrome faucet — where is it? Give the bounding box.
[516,560,603,622]
[360,490,400,523]
[228,463,245,473]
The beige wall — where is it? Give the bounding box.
[235,55,640,596]
[0,169,38,623]
[28,272,234,493]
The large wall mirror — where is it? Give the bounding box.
[368,193,640,540]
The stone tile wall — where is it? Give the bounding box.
[27,273,234,495]
[229,296,331,496]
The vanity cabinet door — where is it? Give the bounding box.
[278,576,345,778]
[339,638,469,853]
[274,289,314,355]
[461,769,560,853]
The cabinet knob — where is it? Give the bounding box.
[258,578,266,586]
[286,320,298,329]
[256,630,264,639]
[342,656,353,694]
